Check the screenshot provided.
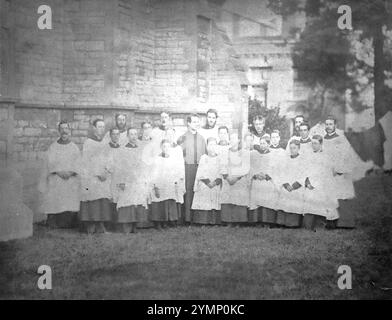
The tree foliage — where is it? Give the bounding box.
[268,0,392,120]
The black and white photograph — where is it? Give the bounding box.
[0,0,391,303]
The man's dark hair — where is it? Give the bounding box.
[187,113,200,123]
[110,127,120,135]
[295,114,305,121]
[299,122,310,130]
[141,121,152,129]
[92,119,104,127]
[252,115,265,123]
[218,125,229,133]
[325,115,337,124]
[312,134,324,144]
[206,108,218,118]
[58,120,70,131]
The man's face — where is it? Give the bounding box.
[289,143,300,156]
[110,129,120,144]
[299,125,309,140]
[218,129,229,142]
[259,139,269,151]
[206,112,217,128]
[295,117,304,129]
[188,116,200,131]
[142,123,152,137]
[94,121,105,137]
[207,140,217,155]
[271,132,280,146]
[161,113,170,128]
[253,119,265,134]
[311,139,322,152]
[58,123,71,141]
[325,119,336,134]
[116,115,126,130]
[128,129,138,143]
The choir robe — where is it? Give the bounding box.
[199,126,219,142]
[114,143,148,223]
[150,153,185,221]
[302,151,339,220]
[269,145,286,162]
[220,149,250,223]
[177,130,206,222]
[151,126,168,143]
[249,150,279,211]
[102,128,128,146]
[275,154,307,217]
[80,136,112,222]
[192,154,222,224]
[39,140,81,215]
[322,133,356,200]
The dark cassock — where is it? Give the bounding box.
[177,130,206,223]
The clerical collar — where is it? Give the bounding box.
[109,142,120,148]
[218,141,229,146]
[324,132,339,140]
[290,154,300,159]
[88,133,103,142]
[159,152,169,158]
[270,144,280,149]
[258,149,270,154]
[57,138,71,145]
[300,137,311,144]
[125,142,137,148]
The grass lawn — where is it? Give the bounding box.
[0,175,391,300]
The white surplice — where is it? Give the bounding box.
[149,153,185,203]
[219,149,250,207]
[114,144,149,209]
[275,154,307,214]
[249,150,280,210]
[192,154,222,211]
[39,141,81,214]
[80,138,112,201]
[302,151,339,220]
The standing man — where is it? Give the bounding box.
[177,113,206,224]
[199,108,219,142]
[103,113,128,146]
[151,112,171,143]
[292,115,305,137]
[39,121,81,229]
[250,115,267,150]
[80,119,113,234]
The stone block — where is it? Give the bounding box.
[24,128,42,136]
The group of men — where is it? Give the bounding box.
[39,109,369,233]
